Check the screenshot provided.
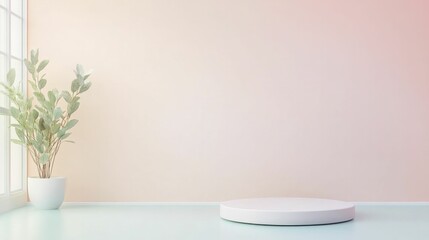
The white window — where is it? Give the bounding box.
[0,0,27,213]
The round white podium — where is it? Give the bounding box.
[220,198,355,225]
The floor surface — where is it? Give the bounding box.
[0,203,428,239]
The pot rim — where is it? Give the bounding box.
[28,176,66,180]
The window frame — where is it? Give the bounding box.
[0,0,27,214]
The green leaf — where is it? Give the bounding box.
[53,107,62,120]
[72,96,80,103]
[52,89,59,98]
[76,74,84,82]
[10,107,20,119]
[10,123,23,129]
[28,81,38,90]
[34,144,44,154]
[51,123,60,134]
[48,91,56,104]
[38,118,46,131]
[60,132,71,140]
[37,60,49,72]
[71,79,81,93]
[35,105,45,113]
[64,140,75,143]
[34,92,45,102]
[0,107,10,116]
[24,98,33,110]
[31,49,39,64]
[57,128,66,138]
[61,91,72,102]
[32,109,39,119]
[76,64,85,76]
[39,153,49,165]
[64,119,78,130]
[38,79,47,89]
[42,100,53,111]
[11,139,24,145]
[36,132,43,143]
[67,101,80,116]
[18,115,25,124]
[7,69,15,86]
[15,128,25,142]
[79,82,91,93]
[24,59,35,74]
[42,115,52,127]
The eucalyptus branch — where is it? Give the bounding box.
[0,49,92,178]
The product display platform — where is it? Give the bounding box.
[220,198,355,225]
[0,203,428,240]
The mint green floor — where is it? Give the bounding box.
[0,204,428,240]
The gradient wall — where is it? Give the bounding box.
[28,0,429,201]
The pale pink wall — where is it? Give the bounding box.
[28,0,429,201]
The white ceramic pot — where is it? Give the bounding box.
[28,177,66,210]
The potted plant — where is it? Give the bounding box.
[0,50,91,209]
